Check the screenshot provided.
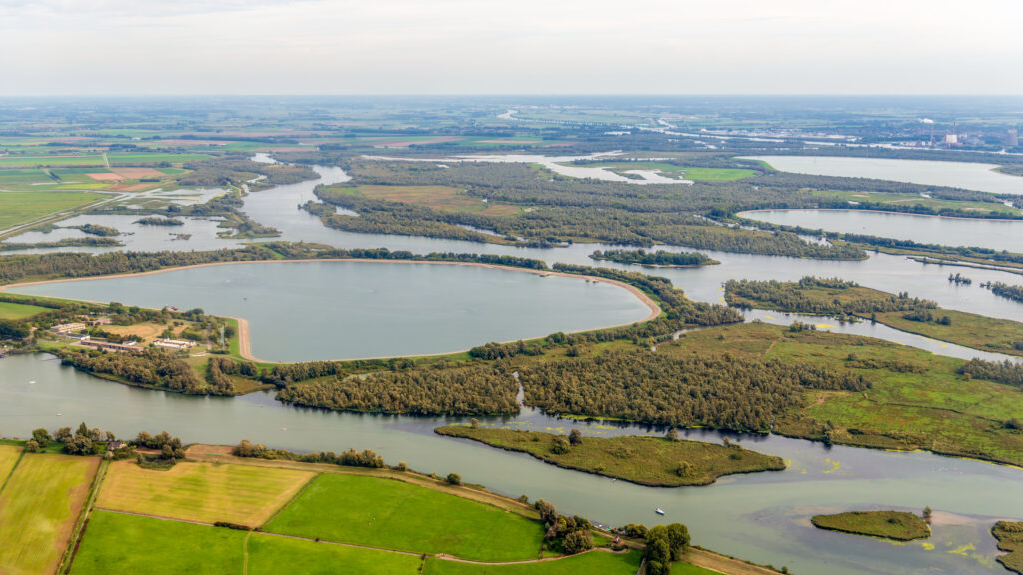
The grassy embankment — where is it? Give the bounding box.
[435,427,785,486]
[993,521,1023,575]
[669,322,1023,466]
[810,511,930,541]
[0,448,100,575]
[725,279,1023,357]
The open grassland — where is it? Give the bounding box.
[248,532,423,575]
[435,427,785,486]
[670,563,725,575]
[95,460,314,526]
[669,322,1023,466]
[422,550,643,575]
[0,444,22,483]
[874,308,1023,356]
[0,300,50,319]
[339,184,521,216]
[810,190,1022,216]
[811,511,930,541]
[0,191,101,229]
[69,511,244,575]
[107,153,213,164]
[0,453,99,575]
[264,473,544,561]
[0,155,105,168]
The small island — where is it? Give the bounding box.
[993,521,1023,574]
[811,511,930,541]
[435,426,785,487]
[134,216,184,226]
[590,249,719,268]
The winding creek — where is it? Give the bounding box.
[2,154,1023,573]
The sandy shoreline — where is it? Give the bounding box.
[2,258,662,364]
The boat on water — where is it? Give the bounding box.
[655,508,665,515]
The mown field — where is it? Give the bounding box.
[0,300,49,320]
[421,549,644,574]
[435,427,786,486]
[811,510,930,541]
[264,473,544,561]
[0,191,101,229]
[0,444,22,483]
[0,452,99,575]
[95,460,314,526]
[70,511,425,575]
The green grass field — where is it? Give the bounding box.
[0,444,21,484]
[264,474,544,561]
[107,153,213,164]
[0,452,99,575]
[335,184,521,216]
[248,532,423,575]
[95,460,314,526]
[69,511,244,575]
[0,191,101,229]
[811,511,930,541]
[0,300,50,320]
[811,190,1022,216]
[670,563,723,575]
[0,155,105,168]
[421,549,643,574]
[435,427,785,486]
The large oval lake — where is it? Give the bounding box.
[744,155,1023,195]
[740,209,1023,252]
[5,261,653,362]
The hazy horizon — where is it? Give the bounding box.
[2,0,1022,96]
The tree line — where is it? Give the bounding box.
[589,249,718,267]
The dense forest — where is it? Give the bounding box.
[590,249,718,267]
[958,358,1023,388]
[54,348,225,395]
[276,364,519,415]
[518,351,869,431]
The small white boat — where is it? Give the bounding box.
[655,508,665,515]
[29,381,36,385]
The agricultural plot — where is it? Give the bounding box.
[107,153,212,164]
[95,460,314,526]
[248,533,423,575]
[0,155,105,168]
[0,191,101,230]
[0,300,50,320]
[0,444,21,482]
[69,511,244,575]
[0,453,99,575]
[264,474,544,562]
[421,549,644,575]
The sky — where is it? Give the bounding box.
[2,0,1022,96]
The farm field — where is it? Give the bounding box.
[248,532,423,575]
[0,444,21,482]
[95,460,314,526]
[107,152,213,164]
[263,473,545,561]
[0,155,105,168]
[0,191,101,230]
[337,184,521,216]
[69,511,244,575]
[0,452,99,575]
[421,549,644,575]
[0,300,50,320]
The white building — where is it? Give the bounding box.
[153,339,197,351]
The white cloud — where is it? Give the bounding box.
[1,0,1021,94]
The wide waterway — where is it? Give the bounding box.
[740,209,1023,252]
[6,261,653,362]
[745,155,1023,195]
[0,352,1020,575]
